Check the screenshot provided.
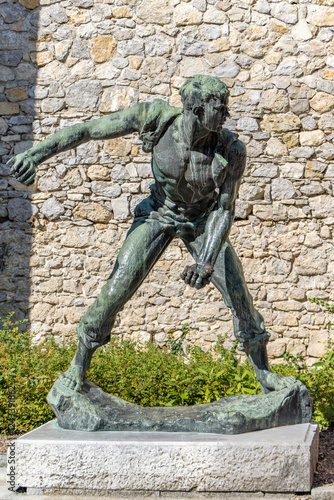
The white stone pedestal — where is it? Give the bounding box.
[10,421,318,495]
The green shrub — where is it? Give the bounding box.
[0,314,76,434]
[1,313,334,434]
[274,347,334,430]
[89,338,260,407]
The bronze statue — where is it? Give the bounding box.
[9,75,301,431]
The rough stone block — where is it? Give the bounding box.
[312,484,334,500]
[0,102,19,115]
[11,421,318,494]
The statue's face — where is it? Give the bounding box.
[194,97,229,132]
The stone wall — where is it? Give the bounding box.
[1,0,334,363]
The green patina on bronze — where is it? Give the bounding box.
[8,75,312,433]
[47,379,312,433]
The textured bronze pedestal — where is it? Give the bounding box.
[47,379,312,433]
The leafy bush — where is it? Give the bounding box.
[0,313,76,434]
[274,347,334,430]
[89,337,260,407]
[1,313,334,434]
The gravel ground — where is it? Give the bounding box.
[312,430,334,488]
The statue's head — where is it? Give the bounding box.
[179,75,230,132]
[179,75,229,109]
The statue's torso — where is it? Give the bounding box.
[151,116,228,211]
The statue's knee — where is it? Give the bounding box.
[77,319,113,350]
[236,331,270,353]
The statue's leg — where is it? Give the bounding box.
[184,236,296,394]
[60,216,174,391]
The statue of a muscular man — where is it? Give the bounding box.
[9,75,295,395]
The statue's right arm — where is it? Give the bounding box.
[8,102,148,186]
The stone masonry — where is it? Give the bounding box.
[0,0,334,364]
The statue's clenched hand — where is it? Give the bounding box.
[7,152,36,186]
[181,263,214,289]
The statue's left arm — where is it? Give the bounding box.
[182,140,246,289]
[8,103,150,186]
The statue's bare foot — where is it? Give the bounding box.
[58,364,85,392]
[258,371,297,395]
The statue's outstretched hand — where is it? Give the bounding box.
[181,263,214,289]
[7,152,36,186]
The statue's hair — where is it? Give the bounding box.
[179,75,229,110]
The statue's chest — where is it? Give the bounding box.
[184,151,227,192]
[153,131,228,197]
